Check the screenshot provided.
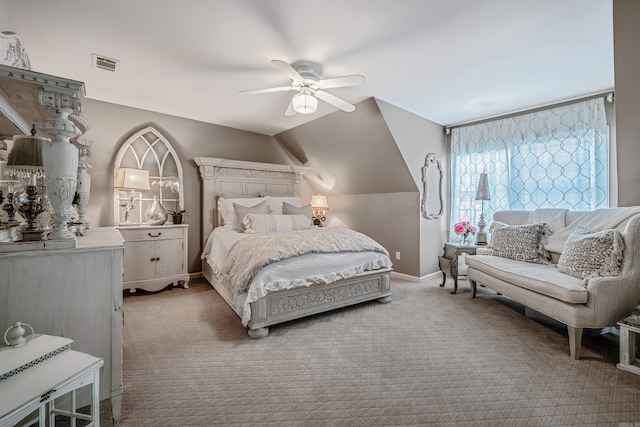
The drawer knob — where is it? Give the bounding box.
[148,232,162,238]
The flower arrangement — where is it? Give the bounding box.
[454,220,477,244]
[151,176,180,193]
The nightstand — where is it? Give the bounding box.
[438,242,478,294]
[118,224,190,292]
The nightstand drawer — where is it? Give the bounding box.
[120,226,184,241]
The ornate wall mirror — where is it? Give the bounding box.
[421,153,444,220]
[112,126,184,225]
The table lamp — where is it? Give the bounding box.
[475,172,491,245]
[311,194,329,227]
[5,126,48,240]
[114,167,150,223]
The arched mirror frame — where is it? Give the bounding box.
[112,126,184,225]
[421,153,444,220]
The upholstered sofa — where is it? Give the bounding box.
[466,207,640,359]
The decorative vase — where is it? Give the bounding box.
[146,195,167,225]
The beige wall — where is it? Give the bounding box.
[0,4,8,28]
[275,98,422,276]
[82,99,289,273]
[376,100,447,277]
[613,0,640,207]
[326,193,420,275]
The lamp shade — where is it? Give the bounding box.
[5,127,48,179]
[311,194,329,211]
[114,167,151,190]
[475,172,491,201]
[292,92,318,114]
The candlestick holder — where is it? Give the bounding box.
[0,180,20,224]
[13,180,46,241]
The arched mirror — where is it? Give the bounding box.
[421,153,444,220]
[113,126,184,225]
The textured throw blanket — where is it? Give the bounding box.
[219,227,389,294]
[545,206,640,253]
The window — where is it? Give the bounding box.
[450,98,609,240]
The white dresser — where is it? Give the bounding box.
[0,227,124,425]
[118,224,189,292]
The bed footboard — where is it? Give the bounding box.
[248,268,392,337]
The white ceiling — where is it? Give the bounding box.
[3,0,614,136]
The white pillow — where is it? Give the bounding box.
[243,213,311,234]
[265,196,302,214]
[217,197,266,230]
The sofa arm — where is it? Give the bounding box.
[586,273,640,325]
[475,247,492,255]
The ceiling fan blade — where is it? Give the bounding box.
[271,60,303,82]
[315,90,356,112]
[284,98,296,116]
[239,86,295,95]
[319,74,367,89]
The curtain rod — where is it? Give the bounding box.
[445,90,615,134]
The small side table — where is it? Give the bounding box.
[617,307,640,376]
[438,242,478,294]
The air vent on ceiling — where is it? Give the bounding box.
[93,54,118,72]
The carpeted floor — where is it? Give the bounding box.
[102,277,640,426]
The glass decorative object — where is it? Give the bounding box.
[146,195,167,225]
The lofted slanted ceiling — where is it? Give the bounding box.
[0,1,614,136]
[276,97,418,196]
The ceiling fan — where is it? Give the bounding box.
[239,60,366,116]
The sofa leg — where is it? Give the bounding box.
[567,326,583,360]
[470,279,477,298]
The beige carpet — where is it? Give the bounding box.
[103,277,640,426]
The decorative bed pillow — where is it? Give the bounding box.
[283,202,312,220]
[243,213,312,234]
[218,197,264,229]
[557,225,624,286]
[489,221,552,264]
[265,196,302,214]
[233,200,268,232]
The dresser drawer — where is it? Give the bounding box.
[120,226,184,241]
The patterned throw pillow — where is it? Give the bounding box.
[557,226,624,286]
[282,202,312,220]
[488,221,552,264]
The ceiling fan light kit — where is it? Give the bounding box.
[292,91,318,114]
[240,59,366,116]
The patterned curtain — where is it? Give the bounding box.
[450,98,609,240]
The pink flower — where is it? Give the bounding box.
[454,221,476,235]
[454,223,465,234]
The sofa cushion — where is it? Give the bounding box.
[557,226,624,286]
[466,255,587,304]
[487,221,552,264]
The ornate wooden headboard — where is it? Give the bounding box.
[193,157,309,240]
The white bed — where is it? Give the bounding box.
[194,157,393,338]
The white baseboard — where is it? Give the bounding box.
[391,271,441,283]
[190,271,203,279]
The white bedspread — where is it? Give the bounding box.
[201,227,392,326]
